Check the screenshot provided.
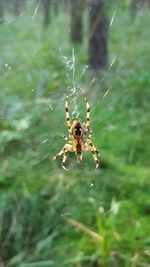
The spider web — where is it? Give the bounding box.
[1,0,145,172]
[1,2,149,266]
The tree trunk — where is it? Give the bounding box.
[53,0,59,15]
[0,0,4,24]
[43,0,51,27]
[130,0,139,19]
[13,0,21,17]
[70,0,85,43]
[89,0,108,70]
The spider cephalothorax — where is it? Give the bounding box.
[53,96,100,170]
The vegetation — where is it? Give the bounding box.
[0,3,150,267]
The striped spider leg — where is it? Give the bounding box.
[53,143,73,170]
[84,97,100,168]
[65,95,71,134]
[53,96,73,170]
[86,138,100,169]
[84,96,90,131]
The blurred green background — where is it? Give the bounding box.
[0,0,150,266]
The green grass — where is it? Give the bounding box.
[0,5,150,267]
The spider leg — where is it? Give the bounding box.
[53,144,73,170]
[65,96,71,134]
[62,134,69,142]
[87,140,100,168]
[61,144,73,170]
[88,130,92,139]
[84,97,90,131]
[61,148,68,170]
[87,138,99,155]
[62,135,72,145]
[53,149,64,160]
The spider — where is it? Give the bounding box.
[53,96,100,170]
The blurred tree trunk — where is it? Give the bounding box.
[130,0,139,18]
[89,0,108,70]
[0,0,4,24]
[13,0,21,16]
[53,0,59,15]
[43,0,51,27]
[64,0,70,12]
[70,0,85,43]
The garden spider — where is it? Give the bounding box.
[53,96,100,170]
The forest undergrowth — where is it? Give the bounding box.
[0,7,150,267]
